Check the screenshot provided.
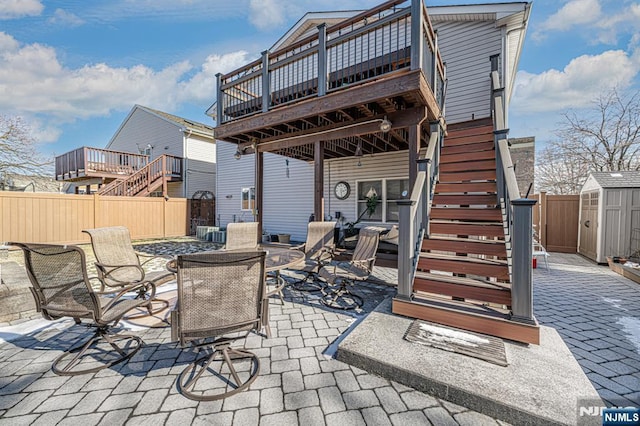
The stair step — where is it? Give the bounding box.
[422,236,507,257]
[431,207,502,222]
[418,253,509,280]
[413,271,511,306]
[392,297,539,345]
[434,182,497,194]
[432,194,497,206]
[442,141,494,155]
[430,220,505,238]
[447,124,494,139]
[440,159,496,173]
[440,150,495,164]
[440,170,496,183]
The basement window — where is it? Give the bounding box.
[241,187,255,211]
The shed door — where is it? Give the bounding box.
[578,191,598,261]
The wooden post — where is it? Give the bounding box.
[255,149,264,242]
[410,0,423,71]
[162,155,167,197]
[215,73,223,124]
[431,30,438,90]
[317,24,327,97]
[511,198,536,324]
[262,50,270,113]
[314,141,324,222]
[396,199,415,300]
[408,124,420,190]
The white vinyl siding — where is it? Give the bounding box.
[216,141,314,241]
[107,109,183,159]
[184,135,216,198]
[433,20,502,124]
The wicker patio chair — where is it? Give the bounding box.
[83,226,174,318]
[171,250,266,401]
[318,226,381,310]
[9,242,154,375]
[289,221,337,292]
[225,222,259,250]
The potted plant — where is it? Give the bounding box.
[344,190,379,238]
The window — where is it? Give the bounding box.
[356,178,409,223]
[241,187,255,211]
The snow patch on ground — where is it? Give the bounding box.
[418,323,490,348]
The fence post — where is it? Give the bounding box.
[162,156,167,197]
[261,50,270,113]
[396,200,415,300]
[511,198,537,324]
[317,24,327,97]
[410,0,423,71]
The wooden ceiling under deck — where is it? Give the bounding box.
[214,69,442,161]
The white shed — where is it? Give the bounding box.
[578,171,640,263]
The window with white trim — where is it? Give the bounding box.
[356,178,409,223]
[241,187,255,211]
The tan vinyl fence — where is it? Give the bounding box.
[532,192,580,253]
[0,192,189,245]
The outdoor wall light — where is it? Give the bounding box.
[379,116,392,133]
[234,147,242,160]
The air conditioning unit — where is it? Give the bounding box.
[210,230,226,243]
[196,226,219,241]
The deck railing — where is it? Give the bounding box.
[396,122,443,300]
[216,0,445,124]
[55,147,149,181]
[491,68,536,325]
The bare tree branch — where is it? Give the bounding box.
[0,115,53,181]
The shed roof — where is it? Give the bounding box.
[589,171,640,188]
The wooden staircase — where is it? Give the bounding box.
[393,119,540,344]
[98,154,181,197]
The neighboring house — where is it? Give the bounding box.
[0,172,65,193]
[212,2,532,241]
[105,105,216,199]
[55,105,216,199]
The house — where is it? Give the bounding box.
[212,0,538,344]
[212,2,532,240]
[578,171,640,263]
[55,105,216,200]
[0,172,66,193]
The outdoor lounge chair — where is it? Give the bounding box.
[225,222,259,250]
[83,226,174,318]
[289,221,337,292]
[318,226,381,310]
[171,250,266,401]
[9,242,154,375]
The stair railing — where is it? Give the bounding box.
[98,154,182,197]
[396,122,443,300]
[491,68,536,325]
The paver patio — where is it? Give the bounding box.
[0,238,638,425]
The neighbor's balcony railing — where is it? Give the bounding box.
[216,0,445,124]
[55,147,150,181]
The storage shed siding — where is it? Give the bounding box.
[433,20,502,124]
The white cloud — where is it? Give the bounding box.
[48,9,84,27]
[512,50,640,113]
[0,32,252,142]
[249,0,287,31]
[0,0,43,19]
[542,0,601,31]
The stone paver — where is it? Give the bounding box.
[534,253,640,406]
[2,240,636,425]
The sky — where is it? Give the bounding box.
[1,0,639,158]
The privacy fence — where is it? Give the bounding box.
[0,192,189,245]
[532,192,580,253]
